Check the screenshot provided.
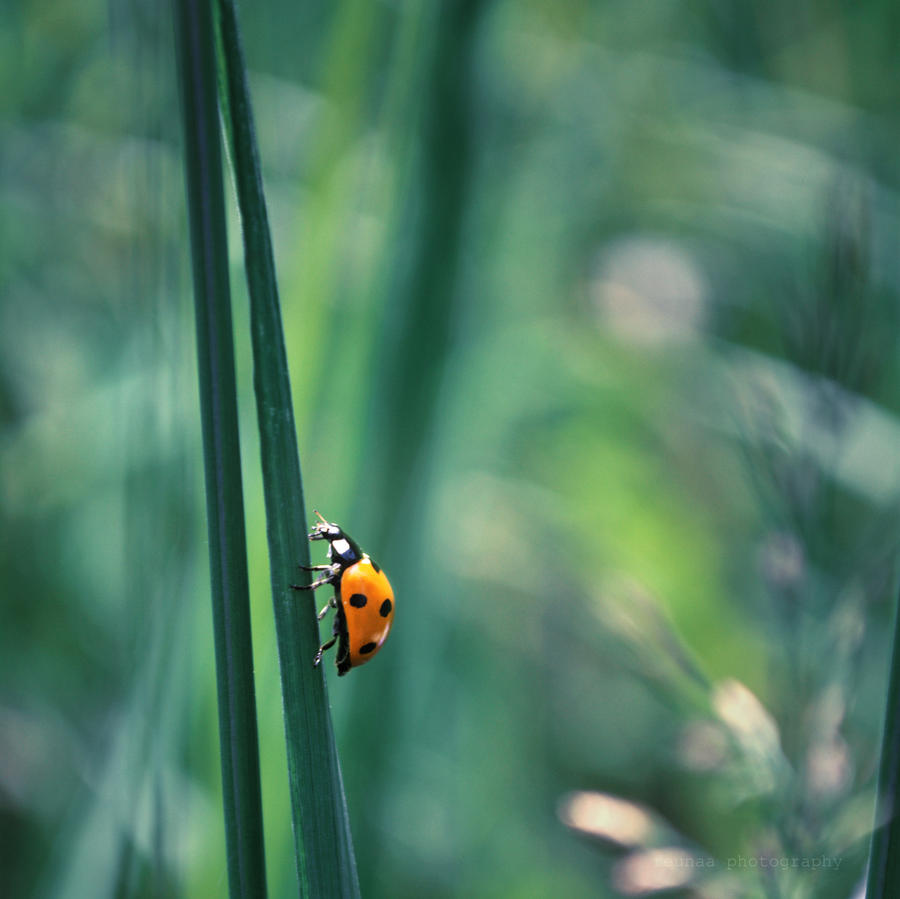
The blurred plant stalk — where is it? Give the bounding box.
[867,608,900,895]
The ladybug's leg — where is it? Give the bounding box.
[335,642,351,674]
[313,635,338,667]
[317,595,338,620]
[291,565,340,591]
[297,563,331,571]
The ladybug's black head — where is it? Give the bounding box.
[308,510,344,542]
[308,510,363,566]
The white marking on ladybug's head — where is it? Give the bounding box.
[332,538,350,557]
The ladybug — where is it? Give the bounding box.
[291,510,394,675]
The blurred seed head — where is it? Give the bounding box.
[590,236,708,346]
[759,531,805,591]
[612,848,700,895]
[678,721,729,772]
[557,791,658,848]
[829,592,866,655]
[806,684,852,799]
[730,348,900,505]
[806,738,851,799]
[814,683,846,734]
[713,679,782,765]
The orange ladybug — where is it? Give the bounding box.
[291,511,394,675]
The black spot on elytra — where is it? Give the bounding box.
[349,593,367,608]
[370,560,381,573]
[359,642,377,655]
[379,598,392,617]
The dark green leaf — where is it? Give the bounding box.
[213,1,359,895]
[173,0,267,895]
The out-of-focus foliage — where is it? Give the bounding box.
[2,1,899,898]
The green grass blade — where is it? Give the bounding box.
[173,0,267,896]
[213,1,360,896]
[867,599,900,896]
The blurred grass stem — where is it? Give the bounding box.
[867,598,900,896]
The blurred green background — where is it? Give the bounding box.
[3,1,900,897]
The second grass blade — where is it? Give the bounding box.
[174,0,267,895]
[213,1,360,896]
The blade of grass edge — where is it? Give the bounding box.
[867,593,900,896]
[173,0,268,896]
[213,1,360,896]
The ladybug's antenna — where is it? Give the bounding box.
[313,509,327,524]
